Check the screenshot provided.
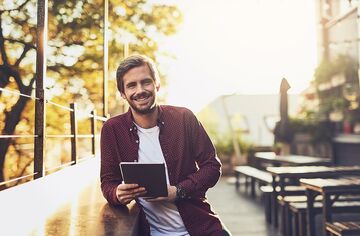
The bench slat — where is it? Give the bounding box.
[326,221,360,234]
[235,166,272,183]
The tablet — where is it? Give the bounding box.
[119,162,168,198]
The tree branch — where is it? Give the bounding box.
[0,64,25,92]
[27,75,36,91]
[14,157,33,186]
[4,38,36,50]
[15,44,31,67]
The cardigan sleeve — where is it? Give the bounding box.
[100,121,123,206]
[177,109,222,197]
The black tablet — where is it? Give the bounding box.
[119,162,168,198]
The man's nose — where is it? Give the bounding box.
[135,83,146,93]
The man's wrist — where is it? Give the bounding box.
[176,185,187,199]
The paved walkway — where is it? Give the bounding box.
[207,177,280,236]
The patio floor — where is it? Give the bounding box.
[207,177,280,236]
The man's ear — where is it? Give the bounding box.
[156,83,160,92]
[120,92,126,100]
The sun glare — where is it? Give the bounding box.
[156,0,317,112]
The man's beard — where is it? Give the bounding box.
[128,91,157,115]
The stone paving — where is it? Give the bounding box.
[207,177,280,236]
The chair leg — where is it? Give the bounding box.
[279,203,286,235]
[272,194,279,228]
[235,172,240,190]
[292,211,299,236]
[245,176,249,192]
[250,178,256,197]
[285,204,292,236]
[298,211,306,236]
[264,192,272,224]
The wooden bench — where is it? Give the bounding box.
[234,165,272,197]
[289,200,360,236]
[260,185,306,224]
[326,221,360,236]
[278,195,323,236]
[0,158,140,235]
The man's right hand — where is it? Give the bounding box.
[116,183,147,205]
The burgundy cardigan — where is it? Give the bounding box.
[100,105,223,236]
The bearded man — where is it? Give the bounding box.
[100,55,230,236]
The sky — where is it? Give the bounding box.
[155,0,318,112]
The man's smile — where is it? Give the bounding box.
[133,92,152,103]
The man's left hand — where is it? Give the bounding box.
[145,186,177,202]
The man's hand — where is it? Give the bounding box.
[145,186,177,202]
[116,183,147,205]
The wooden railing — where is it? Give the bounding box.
[0,87,107,188]
[0,0,109,188]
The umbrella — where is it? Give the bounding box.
[274,78,292,143]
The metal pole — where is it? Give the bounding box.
[91,110,96,156]
[34,0,48,179]
[103,0,109,117]
[70,103,78,164]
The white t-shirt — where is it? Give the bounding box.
[135,124,189,236]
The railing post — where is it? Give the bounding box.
[91,110,97,156]
[34,0,48,179]
[70,103,78,165]
[103,0,109,117]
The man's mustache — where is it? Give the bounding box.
[131,91,152,100]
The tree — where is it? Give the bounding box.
[0,0,182,187]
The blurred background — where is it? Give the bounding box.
[1,0,360,185]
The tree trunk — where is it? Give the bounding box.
[0,94,30,188]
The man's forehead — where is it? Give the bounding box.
[124,65,152,80]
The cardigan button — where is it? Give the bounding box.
[135,140,139,143]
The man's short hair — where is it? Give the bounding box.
[116,54,160,93]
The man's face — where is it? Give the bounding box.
[121,64,159,115]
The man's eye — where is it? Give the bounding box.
[144,80,152,85]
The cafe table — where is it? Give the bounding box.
[266,166,360,229]
[300,176,360,236]
[254,152,332,168]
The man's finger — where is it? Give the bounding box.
[118,195,135,204]
[118,183,139,190]
[118,189,147,200]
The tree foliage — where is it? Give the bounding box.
[0,0,182,187]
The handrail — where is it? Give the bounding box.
[46,134,73,138]
[0,135,38,139]
[77,134,95,138]
[0,99,108,189]
[44,161,75,173]
[0,87,39,100]
[1,134,100,139]
[46,100,74,112]
[325,6,357,29]
[0,173,37,187]
[0,88,107,121]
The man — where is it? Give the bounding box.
[100,55,229,236]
